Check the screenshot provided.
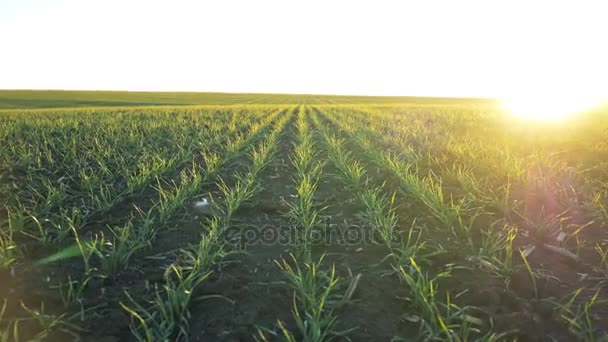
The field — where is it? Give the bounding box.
[1,93,608,341]
[0,90,486,109]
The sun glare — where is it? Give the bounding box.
[501,95,600,121]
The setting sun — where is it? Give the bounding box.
[501,93,604,121]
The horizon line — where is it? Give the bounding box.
[0,88,499,100]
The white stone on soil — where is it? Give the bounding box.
[193,198,213,216]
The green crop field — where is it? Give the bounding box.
[0,90,493,109]
[1,93,607,341]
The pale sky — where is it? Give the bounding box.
[1,0,607,98]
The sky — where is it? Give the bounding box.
[0,0,607,98]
